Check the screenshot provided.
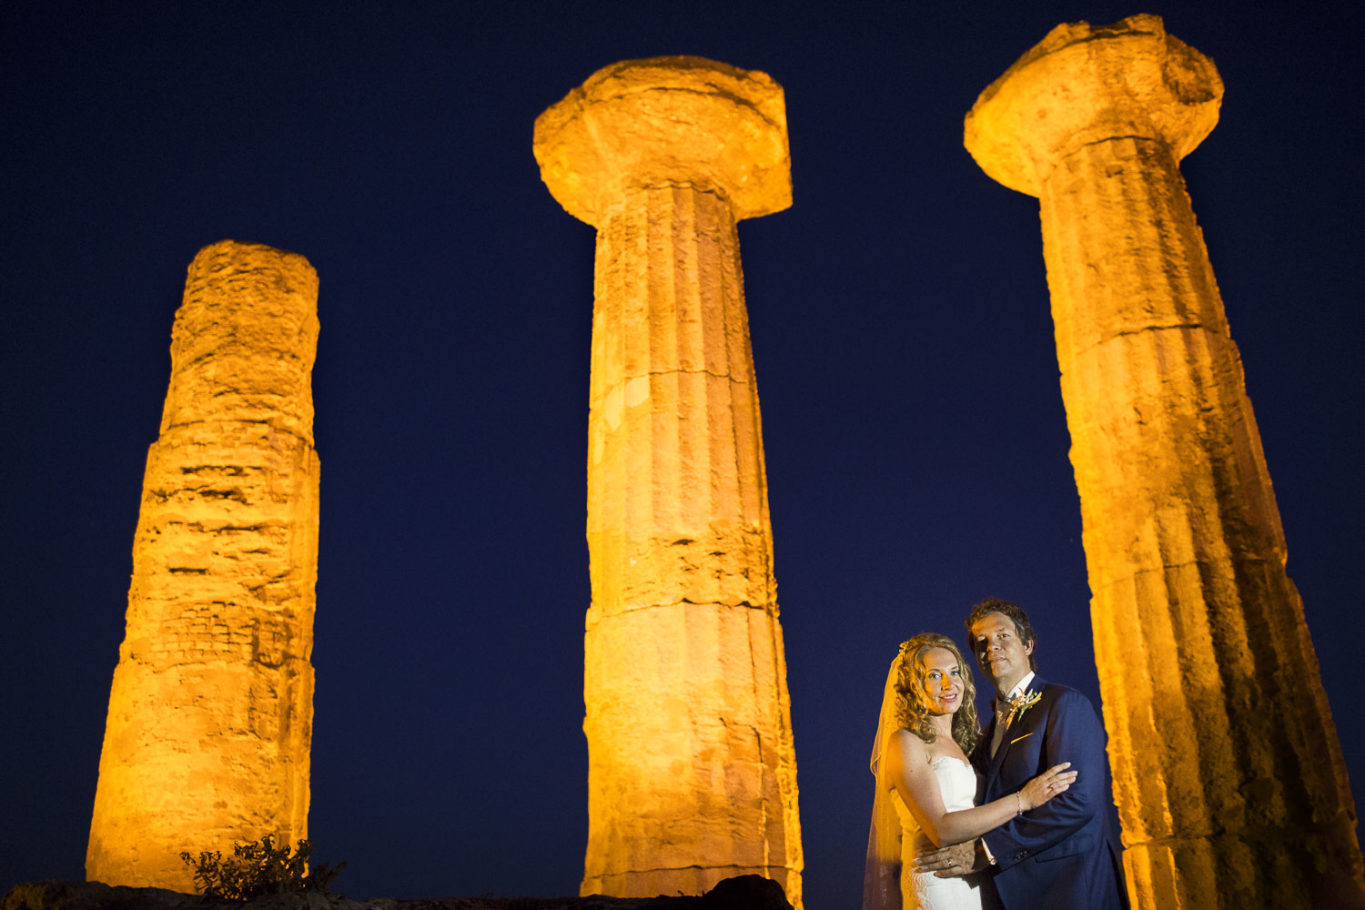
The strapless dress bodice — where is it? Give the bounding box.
[889,755,983,910]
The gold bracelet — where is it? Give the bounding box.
[1016,792,1024,816]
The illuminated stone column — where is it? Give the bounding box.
[87,240,320,890]
[535,58,802,905]
[965,15,1363,909]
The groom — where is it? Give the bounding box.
[925,597,1128,909]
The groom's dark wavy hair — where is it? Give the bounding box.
[965,596,1038,671]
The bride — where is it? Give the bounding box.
[863,633,1076,910]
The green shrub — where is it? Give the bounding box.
[180,835,345,900]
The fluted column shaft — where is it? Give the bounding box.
[536,58,801,905]
[1046,128,1358,909]
[966,16,1362,909]
[586,184,768,605]
[583,180,798,898]
[87,241,320,890]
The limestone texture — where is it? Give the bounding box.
[966,16,1364,909]
[535,58,802,906]
[86,241,321,890]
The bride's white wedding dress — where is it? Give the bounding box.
[890,755,984,910]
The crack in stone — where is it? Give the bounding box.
[179,465,251,476]
[1107,321,1208,339]
[601,862,783,874]
[1097,557,1275,594]
[582,85,783,131]
[1078,132,1164,150]
[599,368,748,390]
[1076,321,1210,358]
[161,417,313,444]
[591,599,769,619]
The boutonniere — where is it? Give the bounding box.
[1003,689,1041,730]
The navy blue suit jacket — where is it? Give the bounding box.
[972,678,1128,910]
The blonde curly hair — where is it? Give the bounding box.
[894,633,981,755]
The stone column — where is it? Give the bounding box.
[534,57,802,905]
[87,241,320,890]
[965,16,1364,908]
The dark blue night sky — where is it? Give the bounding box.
[3,3,1361,906]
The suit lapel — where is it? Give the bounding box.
[986,716,1010,782]
[980,704,1007,794]
[971,717,997,801]
[985,676,1047,791]
[975,715,996,766]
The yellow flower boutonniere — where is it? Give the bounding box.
[1003,689,1042,731]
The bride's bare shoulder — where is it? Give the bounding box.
[888,727,931,767]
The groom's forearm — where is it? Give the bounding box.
[912,839,979,877]
[982,690,1107,869]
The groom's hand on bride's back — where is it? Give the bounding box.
[911,839,984,878]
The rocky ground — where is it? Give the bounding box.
[2,877,793,910]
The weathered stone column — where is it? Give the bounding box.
[87,241,320,890]
[965,16,1363,908]
[534,58,802,905]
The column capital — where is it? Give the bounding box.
[534,56,791,227]
[964,14,1223,197]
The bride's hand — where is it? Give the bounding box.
[1019,762,1077,811]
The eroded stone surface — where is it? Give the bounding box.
[86,241,320,890]
[536,59,802,906]
[964,14,1221,198]
[534,56,791,226]
[966,16,1364,909]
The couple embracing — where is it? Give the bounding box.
[863,597,1128,910]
